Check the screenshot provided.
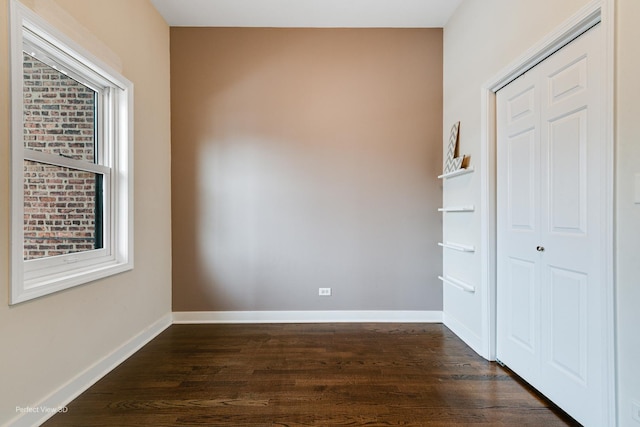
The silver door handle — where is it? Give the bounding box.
[536,246,545,252]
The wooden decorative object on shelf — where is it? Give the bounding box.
[442,121,470,175]
[443,121,460,174]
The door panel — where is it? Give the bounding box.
[547,265,588,383]
[507,86,536,122]
[497,69,540,386]
[507,257,536,351]
[548,56,588,104]
[497,24,607,426]
[548,109,587,233]
[508,129,536,230]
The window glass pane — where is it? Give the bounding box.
[23,52,97,163]
[24,160,103,260]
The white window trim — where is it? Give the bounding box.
[9,0,134,304]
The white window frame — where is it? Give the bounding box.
[9,1,134,305]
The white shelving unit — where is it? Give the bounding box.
[437,166,474,180]
[438,275,475,293]
[439,160,476,298]
[438,205,475,213]
[438,242,475,253]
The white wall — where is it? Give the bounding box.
[0,1,172,425]
[444,0,640,425]
[614,0,640,424]
[441,0,592,355]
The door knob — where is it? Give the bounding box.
[536,246,545,252]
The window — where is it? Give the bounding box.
[10,2,133,304]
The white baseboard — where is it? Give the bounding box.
[172,310,443,324]
[6,313,172,427]
[442,312,485,358]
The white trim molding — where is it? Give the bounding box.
[479,0,615,424]
[172,310,443,324]
[5,314,172,427]
[442,312,483,356]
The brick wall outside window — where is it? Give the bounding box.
[23,53,100,260]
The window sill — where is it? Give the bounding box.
[12,259,133,305]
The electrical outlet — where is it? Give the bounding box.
[633,400,640,423]
[318,288,331,296]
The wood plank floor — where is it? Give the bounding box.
[43,323,580,426]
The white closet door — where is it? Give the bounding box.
[497,24,608,426]
[497,68,541,385]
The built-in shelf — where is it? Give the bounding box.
[438,275,476,293]
[438,241,476,252]
[438,205,475,213]
[438,166,475,180]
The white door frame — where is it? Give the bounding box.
[478,0,616,424]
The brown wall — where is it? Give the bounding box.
[171,28,443,311]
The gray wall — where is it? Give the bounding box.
[170,28,443,311]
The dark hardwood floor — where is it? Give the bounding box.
[43,323,580,426]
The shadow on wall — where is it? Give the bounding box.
[170,28,444,312]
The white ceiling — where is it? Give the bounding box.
[150,0,463,28]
